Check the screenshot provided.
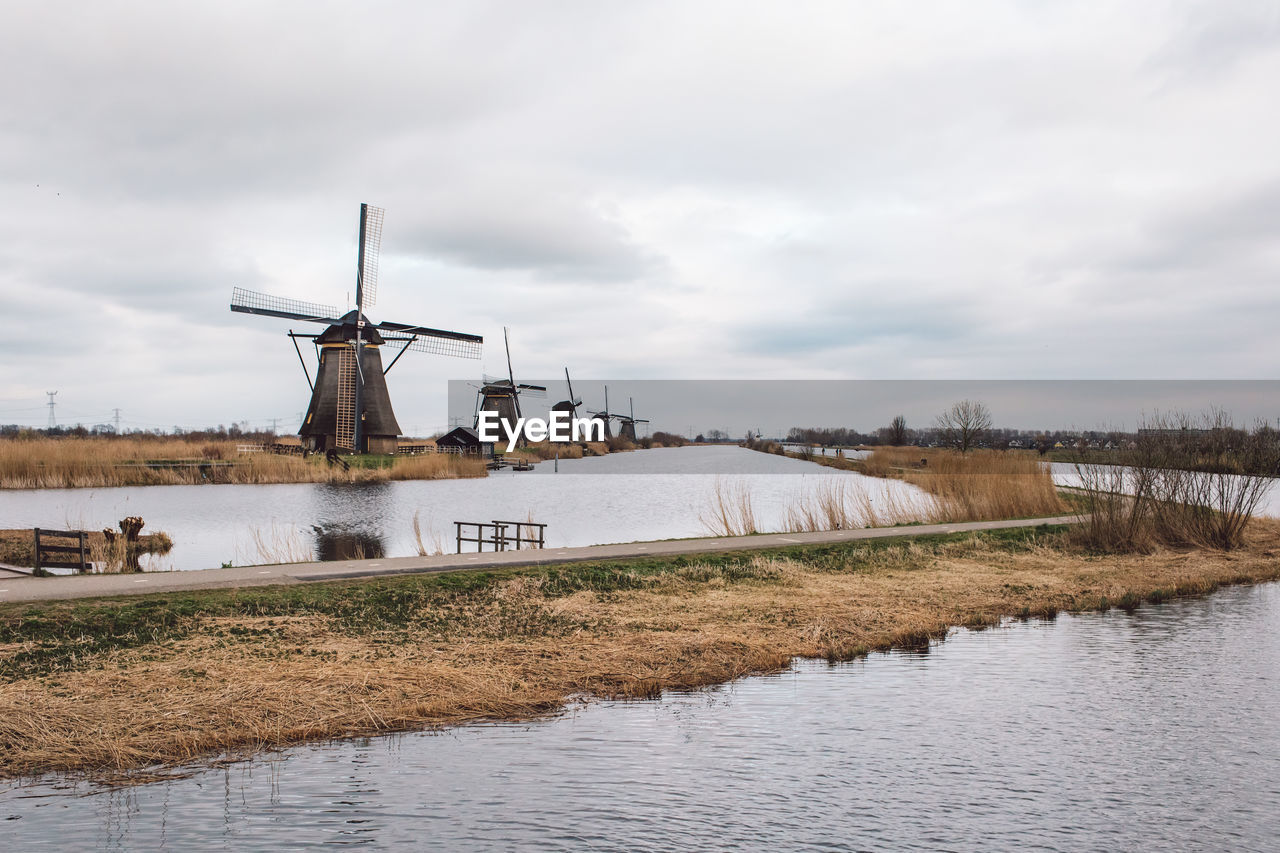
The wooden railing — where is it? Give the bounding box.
[33,528,89,573]
[454,520,547,553]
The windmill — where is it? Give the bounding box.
[230,204,483,454]
[474,327,546,444]
[614,397,650,442]
[587,385,614,439]
[549,368,583,440]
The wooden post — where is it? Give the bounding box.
[33,528,41,573]
[78,531,88,573]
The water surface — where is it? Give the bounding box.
[0,447,927,570]
[4,583,1277,850]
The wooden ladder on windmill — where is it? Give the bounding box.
[335,347,357,451]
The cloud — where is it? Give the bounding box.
[387,169,661,282]
[1,1,1279,431]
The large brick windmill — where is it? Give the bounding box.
[230,204,483,454]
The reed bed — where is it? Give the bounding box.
[0,438,486,489]
[700,478,760,536]
[857,447,1066,521]
[782,479,941,532]
[2,521,1278,781]
[708,448,1063,538]
[513,441,586,462]
[412,511,447,557]
[903,451,1066,521]
[242,524,315,565]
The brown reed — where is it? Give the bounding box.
[0,437,486,489]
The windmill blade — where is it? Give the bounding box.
[230,288,341,324]
[502,327,522,420]
[376,320,482,359]
[357,204,384,310]
[563,369,582,414]
[517,383,547,398]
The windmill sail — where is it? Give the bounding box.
[357,204,384,310]
[378,320,483,360]
[230,288,340,324]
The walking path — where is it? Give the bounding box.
[0,516,1078,604]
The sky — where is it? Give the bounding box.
[2,1,1278,436]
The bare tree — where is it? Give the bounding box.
[878,414,908,446]
[1072,409,1280,551]
[935,400,992,453]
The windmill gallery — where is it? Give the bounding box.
[229,204,637,457]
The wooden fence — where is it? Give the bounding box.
[454,520,547,553]
[33,528,90,573]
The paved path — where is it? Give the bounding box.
[0,516,1078,604]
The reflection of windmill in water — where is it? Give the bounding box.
[474,327,546,444]
[230,204,483,454]
[614,397,650,442]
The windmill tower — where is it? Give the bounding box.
[474,327,546,444]
[230,204,483,454]
[614,397,650,442]
[549,368,583,441]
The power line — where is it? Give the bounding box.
[46,391,57,429]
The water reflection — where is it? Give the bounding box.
[307,482,393,561]
[4,584,1277,850]
[312,524,386,562]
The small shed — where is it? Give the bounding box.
[435,426,494,457]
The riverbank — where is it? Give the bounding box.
[0,437,487,489]
[3,521,1278,782]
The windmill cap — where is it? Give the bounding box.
[316,310,386,345]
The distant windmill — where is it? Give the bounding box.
[474,327,546,443]
[230,204,483,454]
[614,397,650,442]
[549,368,583,438]
[587,385,614,439]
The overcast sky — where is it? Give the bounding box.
[2,1,1277,436]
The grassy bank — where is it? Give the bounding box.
[0,438,487,489]
[3,521,1279,782]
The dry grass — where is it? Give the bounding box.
[243,524,315,565]
[412,511,447,557]
[514,441,586,462]
[701,479,760,536]
[861,447,1066,521]
[0,438,486,489]
[2,521,1278,782]
[783,479,939,531]
[715,448,1065,538]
